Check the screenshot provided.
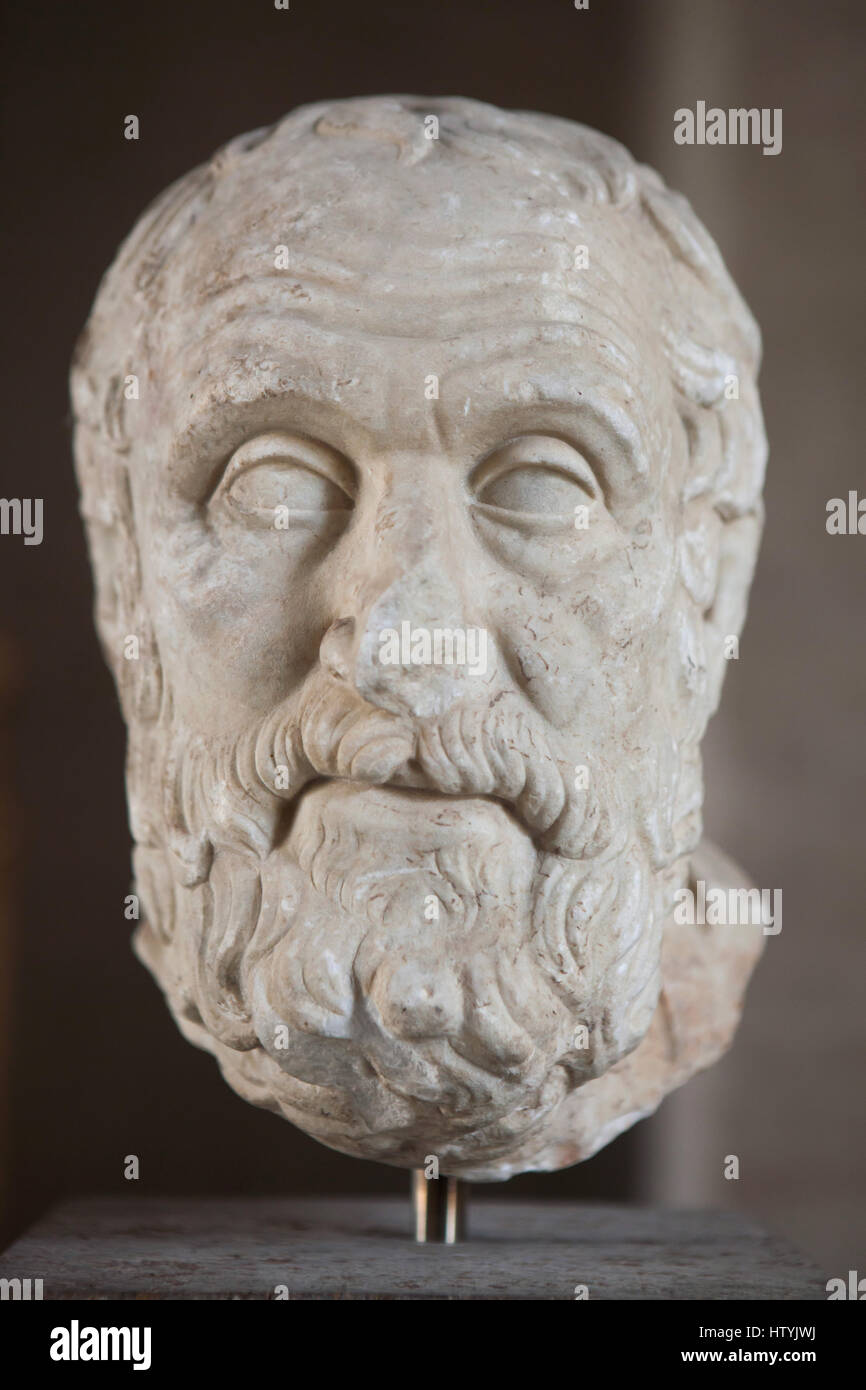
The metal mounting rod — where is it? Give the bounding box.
[412,1170,467,1243]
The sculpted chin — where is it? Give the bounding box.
[72,95,768,1179]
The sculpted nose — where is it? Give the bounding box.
[359,565,489,719]
[319,470,494,719]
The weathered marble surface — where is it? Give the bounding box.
[71,95,768,1178]
[0,1198,822,1300]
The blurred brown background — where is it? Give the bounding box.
[0,0,863,1274]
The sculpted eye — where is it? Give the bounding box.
[479,466,589,514]
[472,435,600,520]
[212,432,354,526]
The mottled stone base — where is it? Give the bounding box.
[0,1197,824,1300]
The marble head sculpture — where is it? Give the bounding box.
[71,96,767,1179]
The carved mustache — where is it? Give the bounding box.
[219,668,616,862]
[164,669,617,886]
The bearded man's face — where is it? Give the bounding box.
[72,97,766,1179]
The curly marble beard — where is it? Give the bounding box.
[130,668,690,1174]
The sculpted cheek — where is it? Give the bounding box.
[490,590,602,729]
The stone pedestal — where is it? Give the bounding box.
[0,1197,825,1300]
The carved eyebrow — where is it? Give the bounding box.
[437,379,653,502]
[167,380,363,501]
[211,430,357,503]
[430,326,655,478]
[516,392,649,472]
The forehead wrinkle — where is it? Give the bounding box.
[187,228,594,290]
[165,316,649,412]
[432,318,648,371]
[162,202,617,319]
[161,314,660,469]
[161,294,653,367]
[165,283,628,344]
[159,220,653,349]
